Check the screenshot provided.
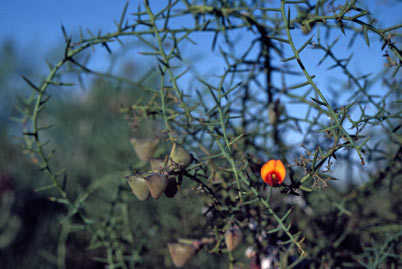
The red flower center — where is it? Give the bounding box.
[265,172,281,186]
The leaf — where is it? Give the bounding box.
[267,35,289,44]
[21,75,40,93]
[300,185,312,192]
[363,26,370,47]
[310,97,327,106]
[281,55,296,62]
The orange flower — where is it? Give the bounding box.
[260,160,286,186]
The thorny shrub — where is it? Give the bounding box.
[16,0,402,268]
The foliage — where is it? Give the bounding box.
[3,0,402,268]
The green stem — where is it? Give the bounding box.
[280,0,365,165]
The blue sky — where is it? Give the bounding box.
[1,0,401,60]
[2,0,401,131]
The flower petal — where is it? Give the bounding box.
[260,160,286,186]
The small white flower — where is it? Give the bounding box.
[245,246,256,259]
[261,256,273,269]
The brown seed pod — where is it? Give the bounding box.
[301,21,315,35]
[130,137,160,161]
[268,103,277,125]
[123,175,150,201]
[168,242,196,268]
[145,173,168,199]
[149,157,167,173]
[168,143,192,170]
[164,175,179,198]
[225,225,242,252]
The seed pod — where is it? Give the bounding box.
[168,242,196,268]
[130,137,159,161]
[164,175,179,198]
[123,175,150,201]
[145,173,168,199]
[149,157,167,173]
[225,225,242,252]
[168,143,192,170]
[301,21,315,35]
[268,103,277,125]
[301,24,311,35]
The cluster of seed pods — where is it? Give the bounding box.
[126,138,286,267]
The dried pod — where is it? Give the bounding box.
[124,175,150,201]
[130,137,160,161]
[225,225,242,252]
[301,21,315,35]
[164,175,179,198]
[168,242,196,268]
[149,157,167,173]
[168,143,192,170]
[301,24,311,35]
[145,173,168,199]
[268,103,277,125]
